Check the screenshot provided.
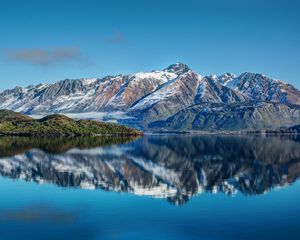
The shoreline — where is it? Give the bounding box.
[0,132,144,137]
[1,131,298,137]
[145,130,300,136]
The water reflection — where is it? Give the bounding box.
[0,135,300,205]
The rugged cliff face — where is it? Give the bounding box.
[1,63,299,131]
[221,72,300,105]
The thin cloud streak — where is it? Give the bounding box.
[4,47,91,67]
[106,31,128,45]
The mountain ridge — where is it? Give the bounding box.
[0,63,299,131]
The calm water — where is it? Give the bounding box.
[0,135,300,240]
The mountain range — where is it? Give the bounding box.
[0,135,299,205]
[1,63,300,131]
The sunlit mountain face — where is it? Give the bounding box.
[0,135,300,205]
[1,63,300,131]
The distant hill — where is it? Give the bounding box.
[148,102,300,131]
[0,110,142,136]
[0,109,31,121]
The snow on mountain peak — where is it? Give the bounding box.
[0,65,299,125]
[134,71,177,81]
[218,73,237,83]
[210,74,218,81]
[164,62,190,75]
[81,78,98,85]
[219,72,300,105]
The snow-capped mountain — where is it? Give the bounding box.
[0,63,299,130]
[219,72,300,105]
[0,65,182,114]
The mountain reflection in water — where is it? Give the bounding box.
[0,135,300,205]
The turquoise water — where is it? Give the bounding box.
[0,135,299,240]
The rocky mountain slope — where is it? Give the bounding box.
[149,102,300,131]
[0,63,299,131]
[220,72,300,105]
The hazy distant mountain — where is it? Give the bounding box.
[0,63,299,131]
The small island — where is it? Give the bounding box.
[0,109,143,137]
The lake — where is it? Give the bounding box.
[0,135,300,240]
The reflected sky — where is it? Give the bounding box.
[0,135,300,239]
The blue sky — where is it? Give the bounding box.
[0,0,299,90]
